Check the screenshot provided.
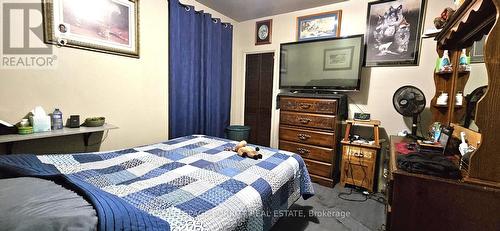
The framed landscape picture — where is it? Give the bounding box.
[297,11,342,41]
[324,46,354,70]
[43,0,140,58]
[365,0,425,67]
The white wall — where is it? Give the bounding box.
[230,0,487,148]
[0,0,235,151]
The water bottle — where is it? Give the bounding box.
[52,108,64,130]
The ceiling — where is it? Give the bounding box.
[195,0,347,22]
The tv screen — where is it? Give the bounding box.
[279,35,365,91]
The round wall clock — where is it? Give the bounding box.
[255,19,272,45]
[258,25,269,40]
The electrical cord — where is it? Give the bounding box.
[346,94,366,114]
[338,138,369,202]
[338,127,387,205]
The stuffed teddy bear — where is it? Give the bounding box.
[228,140,263,160]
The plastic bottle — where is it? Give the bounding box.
[52,108,64,130]
[441,50,451,66]
[459,49,468,65]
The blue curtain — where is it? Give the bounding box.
[168,0,233,139]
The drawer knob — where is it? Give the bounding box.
[297,133,311,141]
[299,103,312,109]
[298,118,312,124]
[354,152,364,158]
[296,148,310,155]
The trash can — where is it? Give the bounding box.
[225,125,251,141]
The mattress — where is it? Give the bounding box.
[0,135,314,231]
[0,177,98,231]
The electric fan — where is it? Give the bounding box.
[393,86,426,139]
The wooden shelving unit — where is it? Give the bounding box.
[434,0,500,187]
[430,48,470,125]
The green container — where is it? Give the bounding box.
[225,125,251,141]
[18,126,34,135]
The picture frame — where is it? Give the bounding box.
[324,46,354,71]
[470,35,486,63]
[255,19,272,45]
[43,0,140,58]
[297,11,342,41]
[365,0,426,67]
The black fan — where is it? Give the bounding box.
[393,86,426,138]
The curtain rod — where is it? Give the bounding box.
[177,1,231,28]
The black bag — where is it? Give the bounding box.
[397,152,461,179]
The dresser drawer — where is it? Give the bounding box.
[280,97,337,115]
[304,159,332,178]
[342,145,377,163]
[279,140,334,163]
[279,126,335,147]
[280,111,336,130]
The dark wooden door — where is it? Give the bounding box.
[245,53,274,146]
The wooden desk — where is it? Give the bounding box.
[387,136,500,231]
[0,124,118,154]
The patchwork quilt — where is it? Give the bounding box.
[0,135,314,231]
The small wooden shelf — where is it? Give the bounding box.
[431,48,470,125]
[433,104,449,108]
[435,71,453,76]
[340,140,381,149]
[345,119,381,126]
[0,124,118,154]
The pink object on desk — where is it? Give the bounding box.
[395,142,413,155]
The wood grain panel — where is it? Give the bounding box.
[304,159,332,178]
[341,162,373,190]
[279,140,334,163]
[279,126,334,147]
[342,145,376,162]
[469,0,500,183]
[280,97,338,115]
[310,174,334,187]
[280,111,336,130]
[244,53,274,146]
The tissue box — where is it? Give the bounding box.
[30,116,51,133]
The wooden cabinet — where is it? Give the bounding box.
[340,120,380,192]
[386,136,500,231]
[278,93,347,187]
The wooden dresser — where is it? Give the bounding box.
[386,136,500,231]
[278,93,347,187]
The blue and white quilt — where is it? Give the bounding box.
[0,135,314,231]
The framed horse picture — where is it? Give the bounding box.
[365,0,426,67]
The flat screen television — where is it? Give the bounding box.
[279,34,365,92]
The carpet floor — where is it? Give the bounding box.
[271,183,386,231]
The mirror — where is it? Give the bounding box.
[459,35,489,132]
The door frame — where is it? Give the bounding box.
[241,49,280,148]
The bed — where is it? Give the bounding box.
[0,135,314,231]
